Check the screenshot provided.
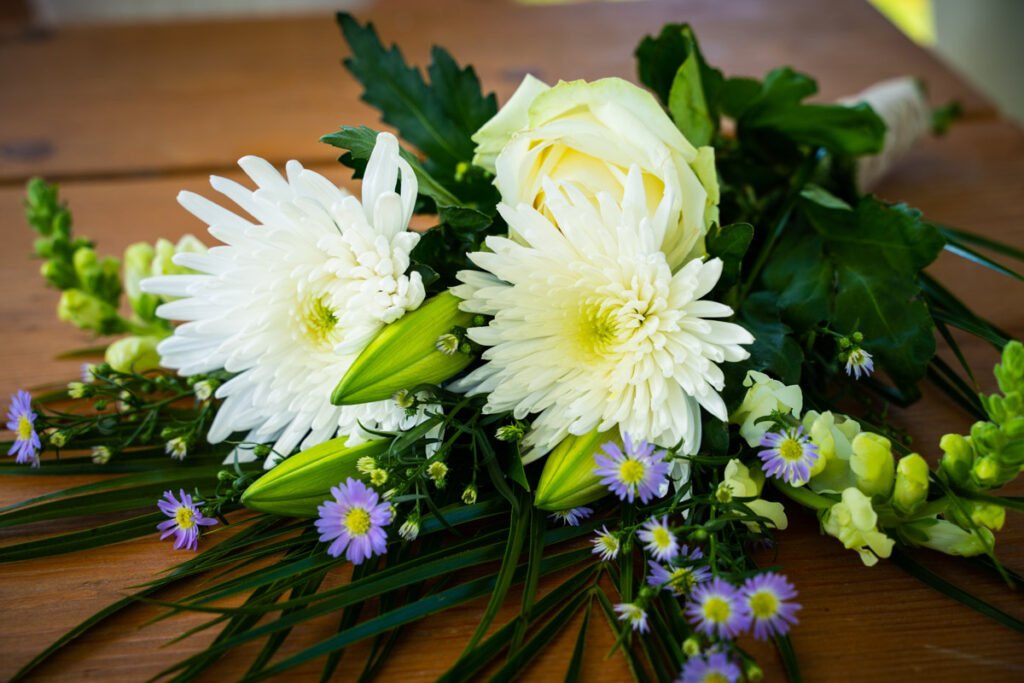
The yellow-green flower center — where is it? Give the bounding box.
[749,590,779,619]
[703,596,731,623]
[17,415,33,441]
[704,673,729,683]
[175,507,195,530]
[619,459,647,486]
[778,438,804,462]
[578,299,624,357]
[300,295,339,348]
[600,536,619,553]
[651,526,672,549]
[344,507,372,536]
[669,567,695,592]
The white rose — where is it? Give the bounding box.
[472,75,719,270]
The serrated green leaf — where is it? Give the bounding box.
[761,230,833,329]
[738,291,804,384]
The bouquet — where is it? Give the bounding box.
[5,13,1022,682]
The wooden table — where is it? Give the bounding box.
[1,0,1022,680]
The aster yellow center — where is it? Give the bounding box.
[651,526,672,549]
[778,438,804,462]
[703,596,731,623]
[344,507,371,536]
[600,536,619,553]
[669,567,695,592]
[299,295,340,349]
[749,590,779,619]
[17,416,33,441]
[704,674,728,683]
[619,458,647,486]
[175,507,195,530]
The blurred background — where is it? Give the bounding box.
[1,0,1021,123]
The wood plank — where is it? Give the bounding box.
[1,116,1023,680]
[0,0,993,183]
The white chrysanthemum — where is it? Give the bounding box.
[142,133,427,468]
[451,167,753,462]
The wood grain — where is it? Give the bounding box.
[1,0,1023,681]
[0,0,993,184]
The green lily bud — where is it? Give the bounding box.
[849,432,895,499]
[332,291,474,405]
[938,433,974,486]
[994,340,1024,397]
[105,335,162,373]
[904,518,991,557]
[970,456,1001,489]
[57,289,123,334]
[241,438,390,517]
[123,242,160,321]
[534,429,618,511]
[892,453,929,515]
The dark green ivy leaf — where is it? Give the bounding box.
[738,291,804,384]
[761,231,834,330]
[736,67,886,156]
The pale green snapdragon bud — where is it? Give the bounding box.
[461,484,478,505]
[58,289,122,334]
[905,518,991,557]
[849,433,895,498]
[123,241,160,321]
[105,335,162,373]
[892,453,929,515]
[938,433,974,486]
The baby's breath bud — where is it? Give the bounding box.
[852,331,864,344]
[682,637,701,657]
[356,456,377,474]
[216,469,235,482]
[434,333,460,356]
[253,443,272,458]
[399,514,421,541]
[194,379,217,402]
[461,484,478,505]
[495,423,525,442]
[91,445,112,465]
[93,399,109,411]
[370,468,389,486]
[838,337,852,350]
[392,388,416,409]
[459,342,473,355]
[690,528,709,543]
[67,381,89,399]
[638,586,657,601]
[746,663,765,682]
[715,481,733,503]
[427,460,449,486]
[165,436,188,460]
[471,315,487,327]
[48,430,69,448]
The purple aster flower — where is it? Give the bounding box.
[593,433,670,504]
[677,652,742,683]
[741,572,801,640]
[591,525,620,561]
[646,546,712,596]
[315,477,393,565]
[686,577,751,639]
[549,506,593,526]
[6,390,40,467]
[157,489,217,551]
[758,426,819,485]
[614,602,649,633]
[845,347,874,380]
[638,514,679,562]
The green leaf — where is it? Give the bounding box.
[706,222,754,292]
[774,634,803,683]
[320,125,462,208]
[335,13,496,191]
[761,230,833,329]
[738,291,804,384]
[490,590,591,683]
[563,598,592,683]
[738,68,886,155]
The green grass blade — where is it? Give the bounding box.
[935,318,978,386]
[943,241,1024,282]
[936,224,1024,262]
[238,548,593,682]
[510,502,547,655]
[563,597,593,683]
[773,634,803,683]
[0,512,163,563]
[891,549,1024,634]
[489,590,591,683]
